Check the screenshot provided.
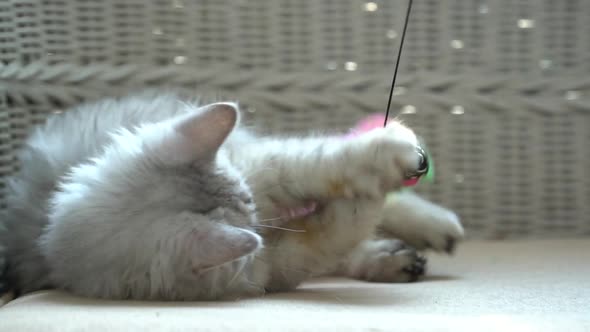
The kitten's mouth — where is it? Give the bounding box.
[278,201,319,221]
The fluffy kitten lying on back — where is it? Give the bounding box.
[0,92,463,300]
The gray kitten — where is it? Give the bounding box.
[0,92,463,300]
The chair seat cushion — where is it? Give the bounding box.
[1,240,589,331]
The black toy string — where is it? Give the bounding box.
[383,0,413,127]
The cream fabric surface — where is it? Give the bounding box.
[1,240,589,332]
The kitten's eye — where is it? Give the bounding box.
[242,196,253,205]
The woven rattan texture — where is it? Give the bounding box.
[1,1,589,74]
[1,0,589,238]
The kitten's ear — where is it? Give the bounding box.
[152,103,238,164]
[174,103,238,160]
[190,221,262,273]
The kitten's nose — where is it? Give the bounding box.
[405,146,429,179]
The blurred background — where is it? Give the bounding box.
[0,0,589,239]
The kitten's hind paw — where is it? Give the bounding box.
[346,239,426,283]
[402,255,427,280]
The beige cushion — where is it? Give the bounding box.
[1,240,589,331]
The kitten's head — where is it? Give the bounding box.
[49,102,261,277]
[134,102,257,228]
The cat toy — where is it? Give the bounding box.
[350,0,433,188]
[282,0,428,221]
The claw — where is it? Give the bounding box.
[402,254,427,281]
[445,236,456,254]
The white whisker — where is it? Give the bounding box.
[258,216,284,222]
[253,224,306,233]
[226,258,248,288]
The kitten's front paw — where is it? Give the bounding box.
[339,122,425,199]
[346,239,426,283]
